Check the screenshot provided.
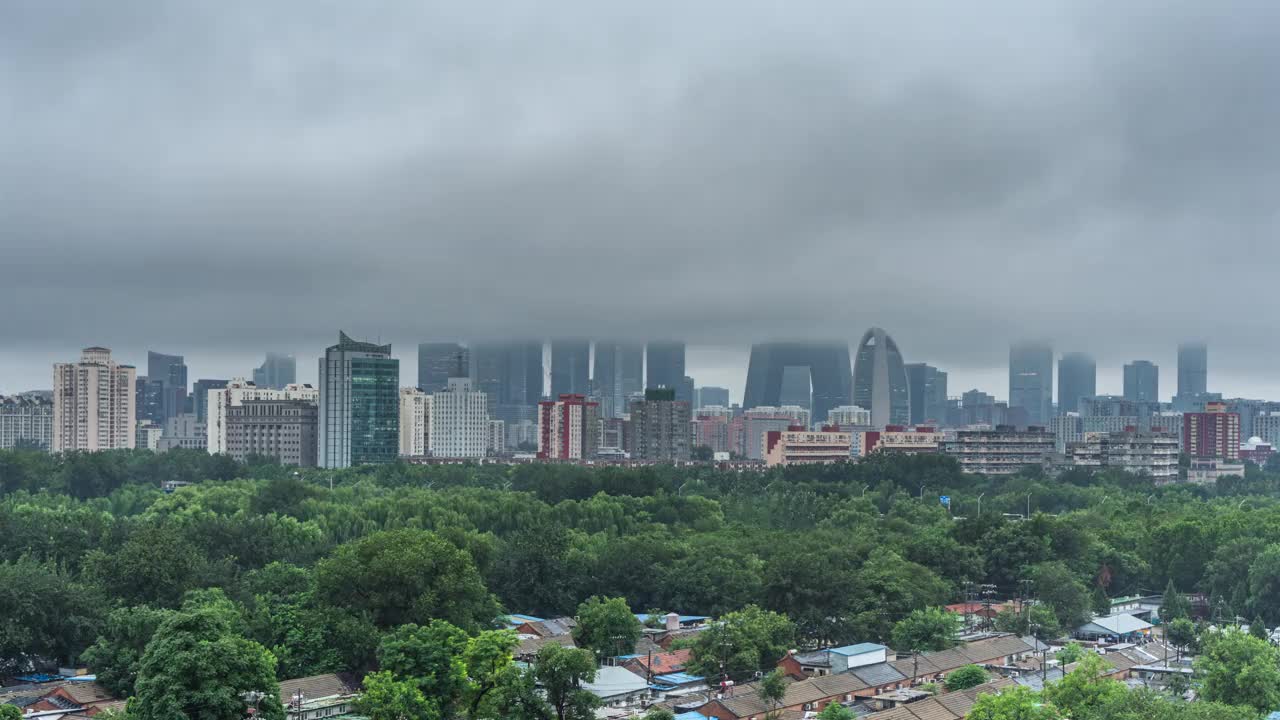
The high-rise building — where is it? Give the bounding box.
[191,379,228,423]
[1178,342,1208,397]
[827,405,872,428]
[765,427,853,467]
[398,387,431,457]
[53,347,137,452]
[853,328,910,427]
[429,377,489,458]
[226,399,317,466]
[207,378,318,454]
[692,413,731,453]
[694,386,730,410]
[744,342,853,430]
[1184,402,1240,461]
[470,340,543,427]
[147,351,188,422]
[488,420,506,456]
[1056,353,1096,415]
[1008,341,1053,427]
[537,394,601,460]
[253,353,297,390]
[318,332,399,468]
[942,427,1055,475]
[417,343,469,394]
[905,363,948,425]
[646,342,687,402]
[549,340,591,399]
[592,341,643,419]
[157,413,206,452]
[626,388,692,461]
[1123,361,1160,403]
[0,394,54,450]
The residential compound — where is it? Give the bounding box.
[0,393,53,450]
[538,394,600,460]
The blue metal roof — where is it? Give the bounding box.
[654,672,704,685]
[635,614,711,624]
[505,614,545,625]
[831,642,886,656]
[675,713,708,720]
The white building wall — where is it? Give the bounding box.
[208,379,318,454]
[428,378,489,458]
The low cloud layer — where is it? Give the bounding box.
[4,1,1280,399]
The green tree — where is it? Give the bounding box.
[965,686,1059,719]
[1165,618,1196,663]
[315,529,500,631]
[758,669,787,720]
[1041,653,1126,718]
[683,605,795,681]
[1029,562,1089,632]
[1054,642,1083,666]
[0,557,101,673]
[572,596,642,660]
[815,703,855,720]
[489,666,551,720]
[132,603,283,720]
[944,664,988,691]
[1250,614,1268,640]
[84,523,205,607]
[1247,543,1280,625]
[81,605,176,697]
[355,671,438,720]
[891,607,960,682]
[377,621,469,716]
[461,629,519,720]
[1159,579,1189,622]
[1195,627,1280,713]
[0,705,23,720]
[533,644,599,720]
[993,604,1059,639]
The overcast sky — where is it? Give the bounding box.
[4,1,1280,403]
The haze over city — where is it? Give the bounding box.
[6,1,1280,398]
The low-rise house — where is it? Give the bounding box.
[21,679,122,717]
[1073,614,1152,643]
[778,643,888,679]
[515,633,576,663]
[581,666,649,709]
[619,648,692,679]
[649,672,708,698]
[278,673,361,720]
[514,617,577,638]
[860,678,1016,719]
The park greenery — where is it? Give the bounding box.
[7,449,1280,717]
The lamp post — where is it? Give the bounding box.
[976,492,985,517]
[920,484,927,500]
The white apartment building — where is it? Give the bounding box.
[827,405,872,427]
[398,387,431,456]
[428,378,489,458]
[207,378,318,454]
[52,347,136,452]
[0,394,53,450]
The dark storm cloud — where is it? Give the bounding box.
[4,0,1280,396]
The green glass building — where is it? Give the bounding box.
[319,331,400,468]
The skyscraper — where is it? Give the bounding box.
[905,363,948,425]
[626,388,692,461]
[646,341,687,401]
[417,343,469,394]
[470,340,544,426]
[1056,353,1096,415]
[695,386,730,409]
[147,350,188,423]
[549,339,591,398]
[253,353,297,390]
[853,328,910,427]
[743,342,853,431]
[1178,342,1208,397]
[1123,361,1160,403]
[593,341,643,418]
[191,379,228,423]
[1008,341,1053,427]
[53,347,137,452]
[318,332,399,468]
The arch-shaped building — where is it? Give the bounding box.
[742,342,853,426]
[853,328,910,427]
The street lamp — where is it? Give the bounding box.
[920,484,927,500]
[976,492,985,517]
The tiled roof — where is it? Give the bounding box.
[278,673,360,704]
[516,633,576,658]
[861,678,1015,720]
[851,662,907,688]
[629,648,692,674]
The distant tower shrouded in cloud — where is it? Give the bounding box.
[318,331,399,468]
[905,363,947,426]
[1057,352,1096,415]
[645,342,688,402]
[1123,360,1160,403]
[1178,342,1208,397]
[1008,341,1053,427]
[593,341,643,418]
[549,339,591,398]
[253,352,297,391]
[853,328,910,427]
[743,341,852,428]
[470,340,543,428]
[417,343,468,394]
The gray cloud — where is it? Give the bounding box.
[4,0,1280,400]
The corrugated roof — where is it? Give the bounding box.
[832,643,886,656]
[278,673,360,704]
[851,662,907,688]
[654,672,704,686]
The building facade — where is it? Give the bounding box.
[398,387,430,457]
[1069,431,1179,480]
[1183,402,1240,461]
[191,379,228,423]
[905,363,947,426]
[695,386,730,410]
[1057,352,1096,415]
[53,347,137,452]
[549,340,591,399]
[147,350,188,423]
[1008,341,1053,427]
[537,394,601,459]
[318,332,399,468]
[853,328,910,427]
[207,379,319,455]
[0,394,54,450]
[470,340,543,428]
[765,427,853,467]
[743,342,853,431]
[158,413,207,452]
[645,342,688,402]
[593,341,644,419]
[627,388,692,461]
[942,427,1055,475]
[225,399,318,466]
[429,377,489,458]
[1177,342,1208,397]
